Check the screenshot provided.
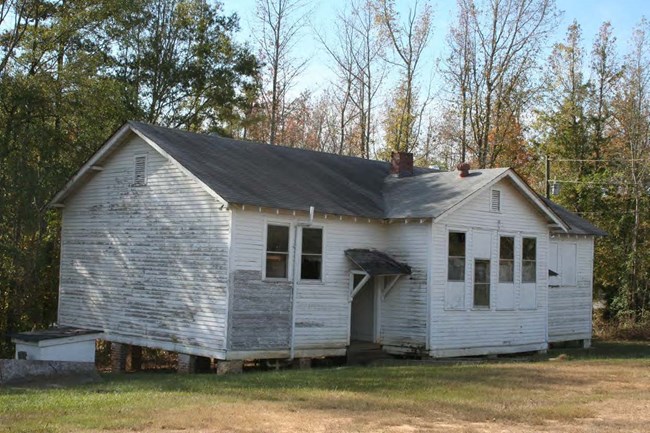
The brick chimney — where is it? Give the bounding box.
[456,162,471,177]
[390,151,414,177]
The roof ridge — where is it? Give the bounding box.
[50,121,602,234]
[128,120,391,167]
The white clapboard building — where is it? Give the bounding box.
[48,122,605,367]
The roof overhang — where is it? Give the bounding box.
[433,169,570,233]
[345,249,411,300]
[345,249,412,276]
[47,123,132,208]
[46,122,228,209]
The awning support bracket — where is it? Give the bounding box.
[349,273,371,301]
[382,275,401,299]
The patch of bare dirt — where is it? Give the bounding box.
[84,397,650,433]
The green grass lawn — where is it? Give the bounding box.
[1,341,649,433]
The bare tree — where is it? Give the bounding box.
[375,0,433,153]
[349,0,386,158]
[255,0,309,145]
[442,1,473,163]
[0,0,32,75]
[612,18,650,316]
[316,0,385,158]
[589,22,621,157]
[444,0,559,168]
[315,9,358,155]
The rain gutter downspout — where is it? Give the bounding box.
[290,206,315,360]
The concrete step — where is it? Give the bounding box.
[347,342,393,365]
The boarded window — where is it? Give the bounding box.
[266,225,289,279]
[499,236,514,283]
[474,259,490,307]
[522,237,537,283]
[559,243,577,286]
[134,155,147,186]
[300,228,322,280]
[490,189,501,212]
[448,232,466,281]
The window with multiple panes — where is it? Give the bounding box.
[474,259,490,307]
[522,237,537,283]
[300,228,323,280]
[499,236,514,283]
[134,155,147,186]
[265,225,289,279]
[447,232,466,281]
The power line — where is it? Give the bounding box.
[550,179,639,185]
[549,158,646,163]
[572,210,642,215]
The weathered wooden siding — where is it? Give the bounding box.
[229,208,387,355]
[548,235,594,342]
[229,270,292,351]
[429,178,550,357]
[381,222,429,352]
[58,134,230,357]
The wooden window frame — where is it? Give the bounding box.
[263,222,292,281]
[299,226,324,283]
[447,231,467,282]
[522,237,537,283]
[498,235,515,283]
[473,258,491,308]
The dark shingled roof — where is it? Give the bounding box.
[541,196,607,236]
[383,168,509,218]
[124,122,603,235]
[10,326,101,342]
[345,249,412,276]
[131,121,394,218]
[128,122,509,219]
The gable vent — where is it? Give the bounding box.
[491,189,501,212]
[134,155,147,186]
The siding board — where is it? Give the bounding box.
[58,135,230,355]
[430,178,550,356]
[230,209,388,352]
[381,223,429,352]
[548,235,594,342]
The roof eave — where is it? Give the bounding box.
[46,123,133,209]
[46,122,231,210]
[431,168,509,223]
[432,168,570,232]
[129,126,229,207]
[506,169,570,233]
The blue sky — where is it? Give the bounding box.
[223,0,649,96]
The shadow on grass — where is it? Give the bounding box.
[82,340,647,398]
[5,340,648,399]
[548,340,650,360]
[3,340,649,430]
[0,364,593,426]
[89,362,589,395]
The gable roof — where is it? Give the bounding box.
[49,121,604,234]
[129,121,393,218]
[383,168,509,219]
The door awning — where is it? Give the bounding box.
[345,249,411,276]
